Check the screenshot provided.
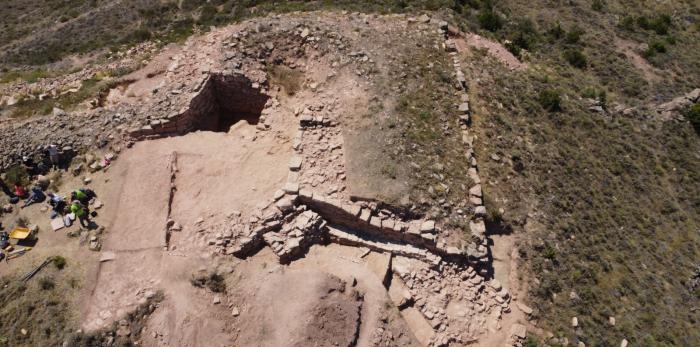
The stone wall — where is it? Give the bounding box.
[129,73,268,139]
[297,190,444,250]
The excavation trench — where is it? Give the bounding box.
[193,74,269,132]
[131,73,269,138]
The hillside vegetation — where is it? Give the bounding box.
[459,0,700,346]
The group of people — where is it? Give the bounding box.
[44,188,95,228]
[68,188,95,228]
[1,176,96,228]
[0,144,98,229]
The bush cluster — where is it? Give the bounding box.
[642,40,667,59]
[620,14,672,35]
[53,256,67,270]
[563,49,587,69]
[538,89,562,112]
[685,103,700,134]
[478,10,503,32]
[505,18,539,57]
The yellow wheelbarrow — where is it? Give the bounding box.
[9,227,36,241]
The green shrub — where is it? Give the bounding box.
[582,88,607,106]
[53,256,67,270]
[543,244,557,260]
[180,0,206,11]
[637,15,671,35]
[650,40,667,53]
[197,4,218,24]
[507,18,539,56]
[478,10,503,32]
[619,16,635,31]
[563,49,587,68]
[524,336,541,347]
[38,276,55,290]
[548,22,565,40]
[643,40,667,59]
[505,41,522,57]
[564,25,584,44]
[126,27,152,43]
[4,165,29,186]
[685,103,700,134]
[538,89,562,112]
[591,0,605,12]
[191,272,226,293]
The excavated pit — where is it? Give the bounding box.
[193,74,269,132]
[130,73,269,138]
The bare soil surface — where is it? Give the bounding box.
[82,123,292,342]
[222,244,420,347]
[460,33,526,71]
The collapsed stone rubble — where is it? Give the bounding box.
[390,256,512,346]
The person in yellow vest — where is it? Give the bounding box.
[70,200,90,228]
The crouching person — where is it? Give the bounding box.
[70,200,90,228]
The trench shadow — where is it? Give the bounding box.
[482,216,514,279]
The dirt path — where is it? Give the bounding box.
[457,33,526,71]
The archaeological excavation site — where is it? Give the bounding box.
[82,13,518,347]
[0,13,524,347]
[2,2,698,347]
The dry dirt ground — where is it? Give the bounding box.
[1,11,535,347]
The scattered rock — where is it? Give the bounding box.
[510,323,526,339]
[289,156,303,171]
[516,302,533,315]
[52,107,66,117]
[420,220,435,233]
[283,182,299,194]
[100,251,117,262]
